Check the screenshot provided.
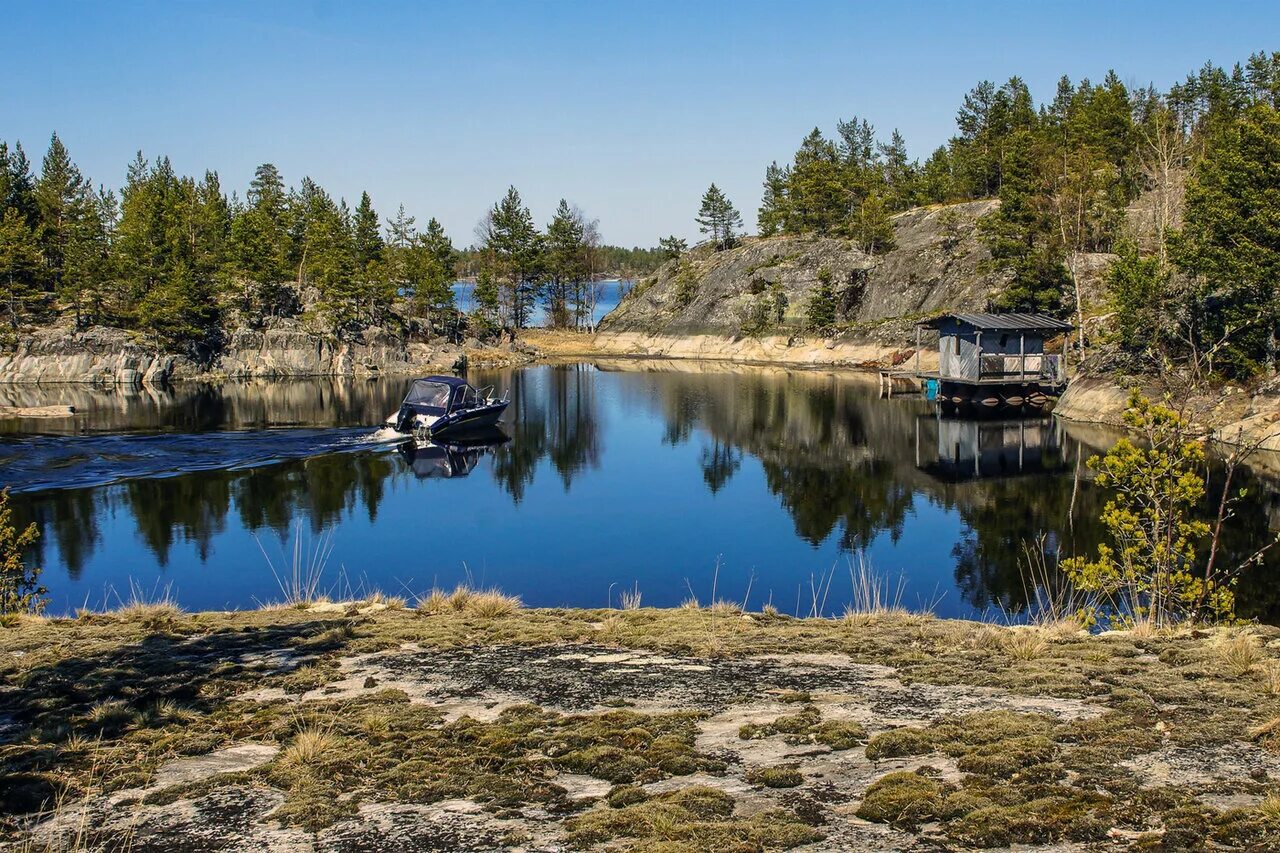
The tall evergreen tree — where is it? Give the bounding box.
[0,208,42,336]
[34,133,92,323]
[979,129,1070,313]
[1173,102,1280,376]
[758,162,790,237]
[481,186,541,328]
[544,199,586,328]
[410,217,457,331]
[695,183,743,250]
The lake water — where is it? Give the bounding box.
[451,280,626,327]
[5,363,1280,621]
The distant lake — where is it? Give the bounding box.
[5,363,1280,621]
[451,280,627,327]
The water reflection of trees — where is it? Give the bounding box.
[15,449,402,575]
[12,366,1280,621]
[618,365,1280,619]
[485,364,602,501]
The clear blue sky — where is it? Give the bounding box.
[4,1,1273,247]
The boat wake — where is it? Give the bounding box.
[0,426,408,494]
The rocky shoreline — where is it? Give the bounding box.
[0,323,535,386]
[3,601,1280,851]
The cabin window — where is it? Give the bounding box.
[1000,334,1009,348]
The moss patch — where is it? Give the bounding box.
[738,704,866,751]
[565,785,821,851]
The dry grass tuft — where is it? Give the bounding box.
[415,585,521,618]
[1258,792,1280,821]
[679,597,701,610]
[283,727,339,766]
[467,589,522,618]
[1002,629,1049,661]
[447,586,474,612]
[112,581,182,627]
[1216,633,1262,678]
[843,557,909,623]
[708,599,742,616]
[364,591,407,610]
[415,589,448,614]
[1248,716,1280,743]
[1126,616,1161,639]
[1038,616,1084,640]
[618,584,643,611]
[1260,661,1280,696]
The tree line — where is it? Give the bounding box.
[0,139,663,350]
[752,51,1280,378]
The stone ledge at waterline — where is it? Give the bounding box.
[1056,373,1280,457]
[0,322,534,385]
[6,603,1280,851]
[526,328,942,371]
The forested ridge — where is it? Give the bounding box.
[745,51,1280,378]
[0,145,662,354]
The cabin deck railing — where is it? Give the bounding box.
[973,353,1065,383]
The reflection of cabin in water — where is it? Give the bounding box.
[910,313,1073,412]
[915,415,1067,482]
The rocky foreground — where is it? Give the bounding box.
[3,600,1280,851]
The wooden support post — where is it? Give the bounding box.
[1019,333,1026,382]
[914,325,921,375]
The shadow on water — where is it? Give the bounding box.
[6,365,1280,620]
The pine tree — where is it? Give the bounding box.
[352,191,384,269]
[472,268,500,334]
[805,266,838,333]
[297,180,359,334]
[1173,101,1280,376]
[544,199,586,328]
[658,235,687,259]
[786,130,845,233]
[0,207,42,336]
[412,217,457,332]
[229,164,292,317]
[878,130,917,210]
[34,133,91,324]
[482,186,541,328]
[850,193,896,255]
[979,129,1070,313]
[758,162,790,236]
[695,184,743,251]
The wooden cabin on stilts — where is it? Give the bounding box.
[880,312,1073,413]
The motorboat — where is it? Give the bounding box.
[386,376,509,440]
[396,428,510,479]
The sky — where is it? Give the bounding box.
[4,1,1275,247]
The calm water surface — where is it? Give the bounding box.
[4,363,1280,620]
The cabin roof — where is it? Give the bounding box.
[918,312,1074,333]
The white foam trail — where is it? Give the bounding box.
[366,426,406,444]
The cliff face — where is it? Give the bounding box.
[601,199,1112,346]
[0,320,515,385]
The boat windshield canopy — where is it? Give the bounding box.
[404,380,456,412]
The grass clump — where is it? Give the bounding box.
[415,585,521,618]
[738,705,865,751]
[856,770,949,826]
[565,785,821,850]
[1216,633,1262,677]
[279,659,341,694]
[258,703,724,830]
[865,711,1058,777]
[1002,629,1048,661]
[746,765,803,788]
[946,792,1113,846]
[283,727,339,766]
